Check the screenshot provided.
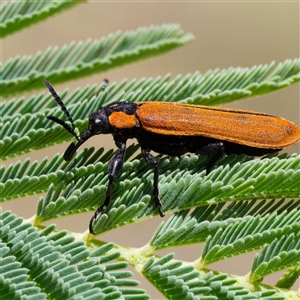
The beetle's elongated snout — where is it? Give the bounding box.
[63,128,92,161]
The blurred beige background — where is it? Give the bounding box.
[2,2,299,298]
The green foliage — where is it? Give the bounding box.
[151,199,300,251]
[1,211,148,300]
[1,3,299,300]
[1,24,194,97]
[142,254,284,299]
[251,232,300,281]
[0,0,84,38]
[276,266,300,289]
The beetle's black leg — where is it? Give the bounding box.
[196,141,225,174]
[141,149,165,217]
[89,140,126,234]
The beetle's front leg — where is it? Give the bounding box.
[89,140,126,234]
[141,148,165,218]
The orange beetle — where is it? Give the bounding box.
[45,80,300,234]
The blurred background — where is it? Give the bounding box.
[2,2,299,298]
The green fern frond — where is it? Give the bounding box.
[1,24,194,97]
[1,256,47,300]
[142,253,286,299]
[276,266,300,289]
[0,0,84,38]
[200,208,300,265]
[251,232,300,282]
[182,59,300,106]
[0,210,149,300]
[150,199,300,249]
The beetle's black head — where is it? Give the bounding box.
[88,110,111,135]
[63,109,111,161]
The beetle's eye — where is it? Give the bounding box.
[89,117,102,134]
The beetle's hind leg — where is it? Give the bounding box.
[141,149,165,217]
[195,141,225,174]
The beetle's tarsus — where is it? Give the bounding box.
[156,201,165,217]
[89,204,106,234]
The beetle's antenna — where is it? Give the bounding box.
[44,80,80,141]
[44,80,76,128]
[47,116,77,137]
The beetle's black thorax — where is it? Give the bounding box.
[103,101,141,139]
[105,101,137,115]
